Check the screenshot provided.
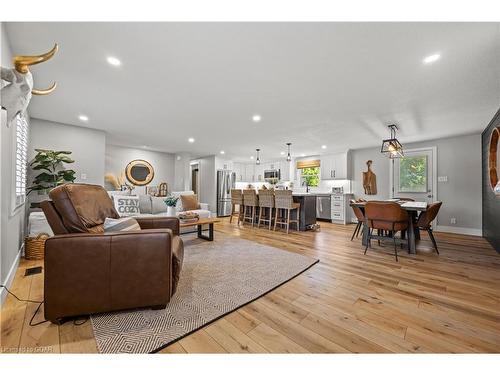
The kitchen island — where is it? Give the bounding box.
[291,193,317,231]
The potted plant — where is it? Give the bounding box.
[28,149,76,196]
[164,196,179,217]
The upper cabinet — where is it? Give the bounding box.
[233,162,244,182]
[230,159,293,182]
[320,151,351,180]
[245,163,255,182]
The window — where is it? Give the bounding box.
[14,114,28,208]
[399,155,427,193]
[300,167,320,187]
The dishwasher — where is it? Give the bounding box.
[316,195,331,220]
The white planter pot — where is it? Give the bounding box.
[167,206,176,217]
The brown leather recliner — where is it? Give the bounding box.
[40,183,184,324]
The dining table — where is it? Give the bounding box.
[349,200,428,254]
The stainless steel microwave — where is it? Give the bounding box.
[264,170,280,181]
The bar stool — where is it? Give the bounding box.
[273,190,300,234]
[230,189,244,225]
[258,189,275,230]
[242,189,259,226]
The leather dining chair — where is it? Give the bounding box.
[416,201,442,254]
[350,199,365,241]
[364,201,410,262]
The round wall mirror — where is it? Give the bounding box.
[489,127,500,193]
[125,159,154,186]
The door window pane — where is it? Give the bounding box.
[399,156,427,193]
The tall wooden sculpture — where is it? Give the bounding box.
[362,160,377,195]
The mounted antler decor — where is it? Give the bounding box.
[1,43,58,125]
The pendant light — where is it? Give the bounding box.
[255,148,261,165]
[381,124,404,159]
[286,142,292,162]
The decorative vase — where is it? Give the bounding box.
[167,206,176,217]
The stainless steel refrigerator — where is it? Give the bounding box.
[217,170,236,217]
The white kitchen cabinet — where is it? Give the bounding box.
[245,164,255,182]
[215,157,233,171]
[255,164,264,182]
[279,161,292,181]
[331,193,354,224]
[233,162,244,182]
[320,151,351,180]
[320,156,335,180]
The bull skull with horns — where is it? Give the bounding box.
[1,44,58,125]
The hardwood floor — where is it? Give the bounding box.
[1,219,499,353]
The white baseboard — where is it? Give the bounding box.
[435,225,482,236]
[0,244,23,307]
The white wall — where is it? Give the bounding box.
[28,118,106,185]
[350,133,482,232]
[105,144,175,195]
[173,152,191,192]
[1,23,25,304]
[195,155,216,213]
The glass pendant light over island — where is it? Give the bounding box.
[255,148,261,165]
[286,142,292,162]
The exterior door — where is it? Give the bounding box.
[391,148,436,203]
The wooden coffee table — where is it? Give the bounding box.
[179,217,221,241]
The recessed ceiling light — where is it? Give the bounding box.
[106,56,122,66]
[220,150,225,155]
[321,145,327,149]
[301,153,306,157]
[252,114,261,122]
[188,138,195,143]
[250,156,254,160]
[78,115,88,122]
[423,53,440,64]
[280,151,285,155]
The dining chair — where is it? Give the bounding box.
[350,199,365,241]
[242,189,259,226]
[364,201,410,261]
[273,190,300,234]
[230,189,244,225]
[258,189,275,230]
[416,201,442,254]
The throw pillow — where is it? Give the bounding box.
[138,195,152,214]
[103,217,141,232]
[180,194,200,211]
[112,195,140,217]
[151,196,168,214]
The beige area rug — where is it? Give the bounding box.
[90,235,318,353]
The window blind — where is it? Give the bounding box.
[296,159,320,169]
[15,114,28,207]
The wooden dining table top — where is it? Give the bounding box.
[350,199,428,212]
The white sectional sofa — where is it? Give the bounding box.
[28,190,211,238]
[132,190,211,233]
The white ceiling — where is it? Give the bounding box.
[5,22,500,161]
